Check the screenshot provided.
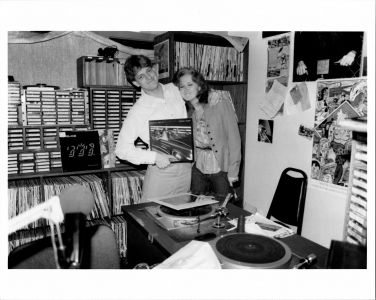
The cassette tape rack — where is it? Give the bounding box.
[8,82,146,262]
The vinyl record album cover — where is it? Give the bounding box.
[149,118,194,163]
[149,193,218,210]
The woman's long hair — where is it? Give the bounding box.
[173,67,209,104]
[173,67,209,117]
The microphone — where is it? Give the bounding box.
[59,185,94,269]
[9,185,94,269]
[63,213,86,268]
[9,184,94,234]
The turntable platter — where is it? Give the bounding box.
[213,233,292,269]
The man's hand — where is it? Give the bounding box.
[335,50,356,66]
[155,153,175,169]
[296,60,308,75]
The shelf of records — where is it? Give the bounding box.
[8,169,146,256]
[8,82,89,126]
[173,41,246,82]
[77,56,133,87]
[8,215,129,259]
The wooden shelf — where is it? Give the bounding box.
[8,164,145,180]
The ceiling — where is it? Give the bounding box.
[92,31,164,42]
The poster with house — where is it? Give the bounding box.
[311,78,367,186]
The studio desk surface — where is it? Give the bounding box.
[122,202,329,269]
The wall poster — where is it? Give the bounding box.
[293,32,364,82]
[311,78,367,187]
[265,33,290,94]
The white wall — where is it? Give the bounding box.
[240,31,348,248]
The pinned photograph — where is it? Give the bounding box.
[258,119,274,143]
[298,125,314,139]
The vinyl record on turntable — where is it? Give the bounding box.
[211,233,292,269]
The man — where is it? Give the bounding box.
[115,55,191,201]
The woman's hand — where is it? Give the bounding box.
[228,176,238,187]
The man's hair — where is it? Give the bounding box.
[124,55,152,84]
[172,67,209,104]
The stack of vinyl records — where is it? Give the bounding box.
[43,174,111,220]
[110,215,127,258]
[8,227,49,254]
[84,215,128,259]
[175,42,244,82]
[111,170,146,214]
[8,179,43,229]
[8,81,21,125]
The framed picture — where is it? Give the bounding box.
[149,118,194,163]
[154,39,169,79]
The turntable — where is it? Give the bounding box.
[211,233,292,269]
[122,201,328,269]
[144,193,234,242]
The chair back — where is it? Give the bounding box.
[266,168,307,235]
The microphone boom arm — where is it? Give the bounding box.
[9,196,64,234]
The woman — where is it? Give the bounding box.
[115,55,191,202]
[173,67,241,201]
